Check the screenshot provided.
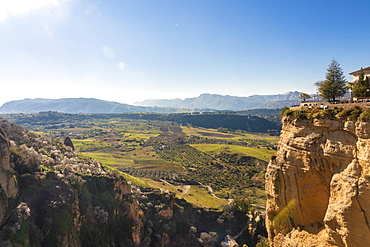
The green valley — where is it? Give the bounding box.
[1,111,278,210]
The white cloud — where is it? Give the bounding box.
[117,61,125,70]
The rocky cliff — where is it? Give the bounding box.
[0,125,18,226]
[266,108,370,246]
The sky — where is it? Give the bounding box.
[1,0,370,106]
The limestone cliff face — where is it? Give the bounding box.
[266,115,370,247]
[0,126,18,225]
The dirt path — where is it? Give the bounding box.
[198,182,222,199]
[159,179,190,194]
[160,180,224,199]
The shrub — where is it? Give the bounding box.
[293,110,308,120]
[305,108,341,119]
[256,236,270,247]
[359,108,370,121]
[198,232,218,246]
[336,106,362,121]
[281,107,294,117]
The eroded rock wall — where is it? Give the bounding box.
[0,126,18,225]
[266,115,370,247]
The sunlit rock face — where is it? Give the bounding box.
[0,127,18,224]
[266,115,370,247]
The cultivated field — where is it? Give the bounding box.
[1,112,278,210]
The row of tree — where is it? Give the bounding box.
[299,59,369,102]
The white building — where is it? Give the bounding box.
[349,66,370,82]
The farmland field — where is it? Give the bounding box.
[190,144,276,162]
[1,112,278,209]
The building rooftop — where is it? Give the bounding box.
[349,66,370,76]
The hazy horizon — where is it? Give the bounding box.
[0,90,303,107]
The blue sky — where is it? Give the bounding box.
[1,0,369,106]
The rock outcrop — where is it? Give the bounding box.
[0,125,18,225]
[266,113,370,246]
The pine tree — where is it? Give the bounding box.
[318,59,348,102]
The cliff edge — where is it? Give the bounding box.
[266,108,370,247]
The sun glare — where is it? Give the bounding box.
[0,0,59,21]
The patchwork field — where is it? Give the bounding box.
[1,112,278,209]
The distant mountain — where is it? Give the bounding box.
[134,91,302,110]
[137,98,184,108]
[0,92,303,114]
[0,98,184,114]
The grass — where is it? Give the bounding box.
[10,221,30,246]
[257,136,279,143]
[72,139,112,152]
[182,126,279,143]
[133,159,184,172]
[31,131,48,135]
[232,132,279,143]
[182,186,228,210]
[81,152,135,167]
[141,178,228,211]
[190,144,276,162]
[101,164,151,187]
[123,174,151,187]
[182,126,236,139]
[125,146,157,158]
[79,149,184,173]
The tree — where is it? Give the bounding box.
[298,93,311,102]
[317,59,348,102]
[64,136,75,150]
[352,69,370,99]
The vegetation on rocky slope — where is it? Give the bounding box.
[1,111,277,204]
[281,105,370,121]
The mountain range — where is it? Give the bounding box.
[0,91,302,114]
[134,91,302,110]
[0,98,176,114]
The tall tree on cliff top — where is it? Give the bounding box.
[318,59,348,102]
[299,93,311,102]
